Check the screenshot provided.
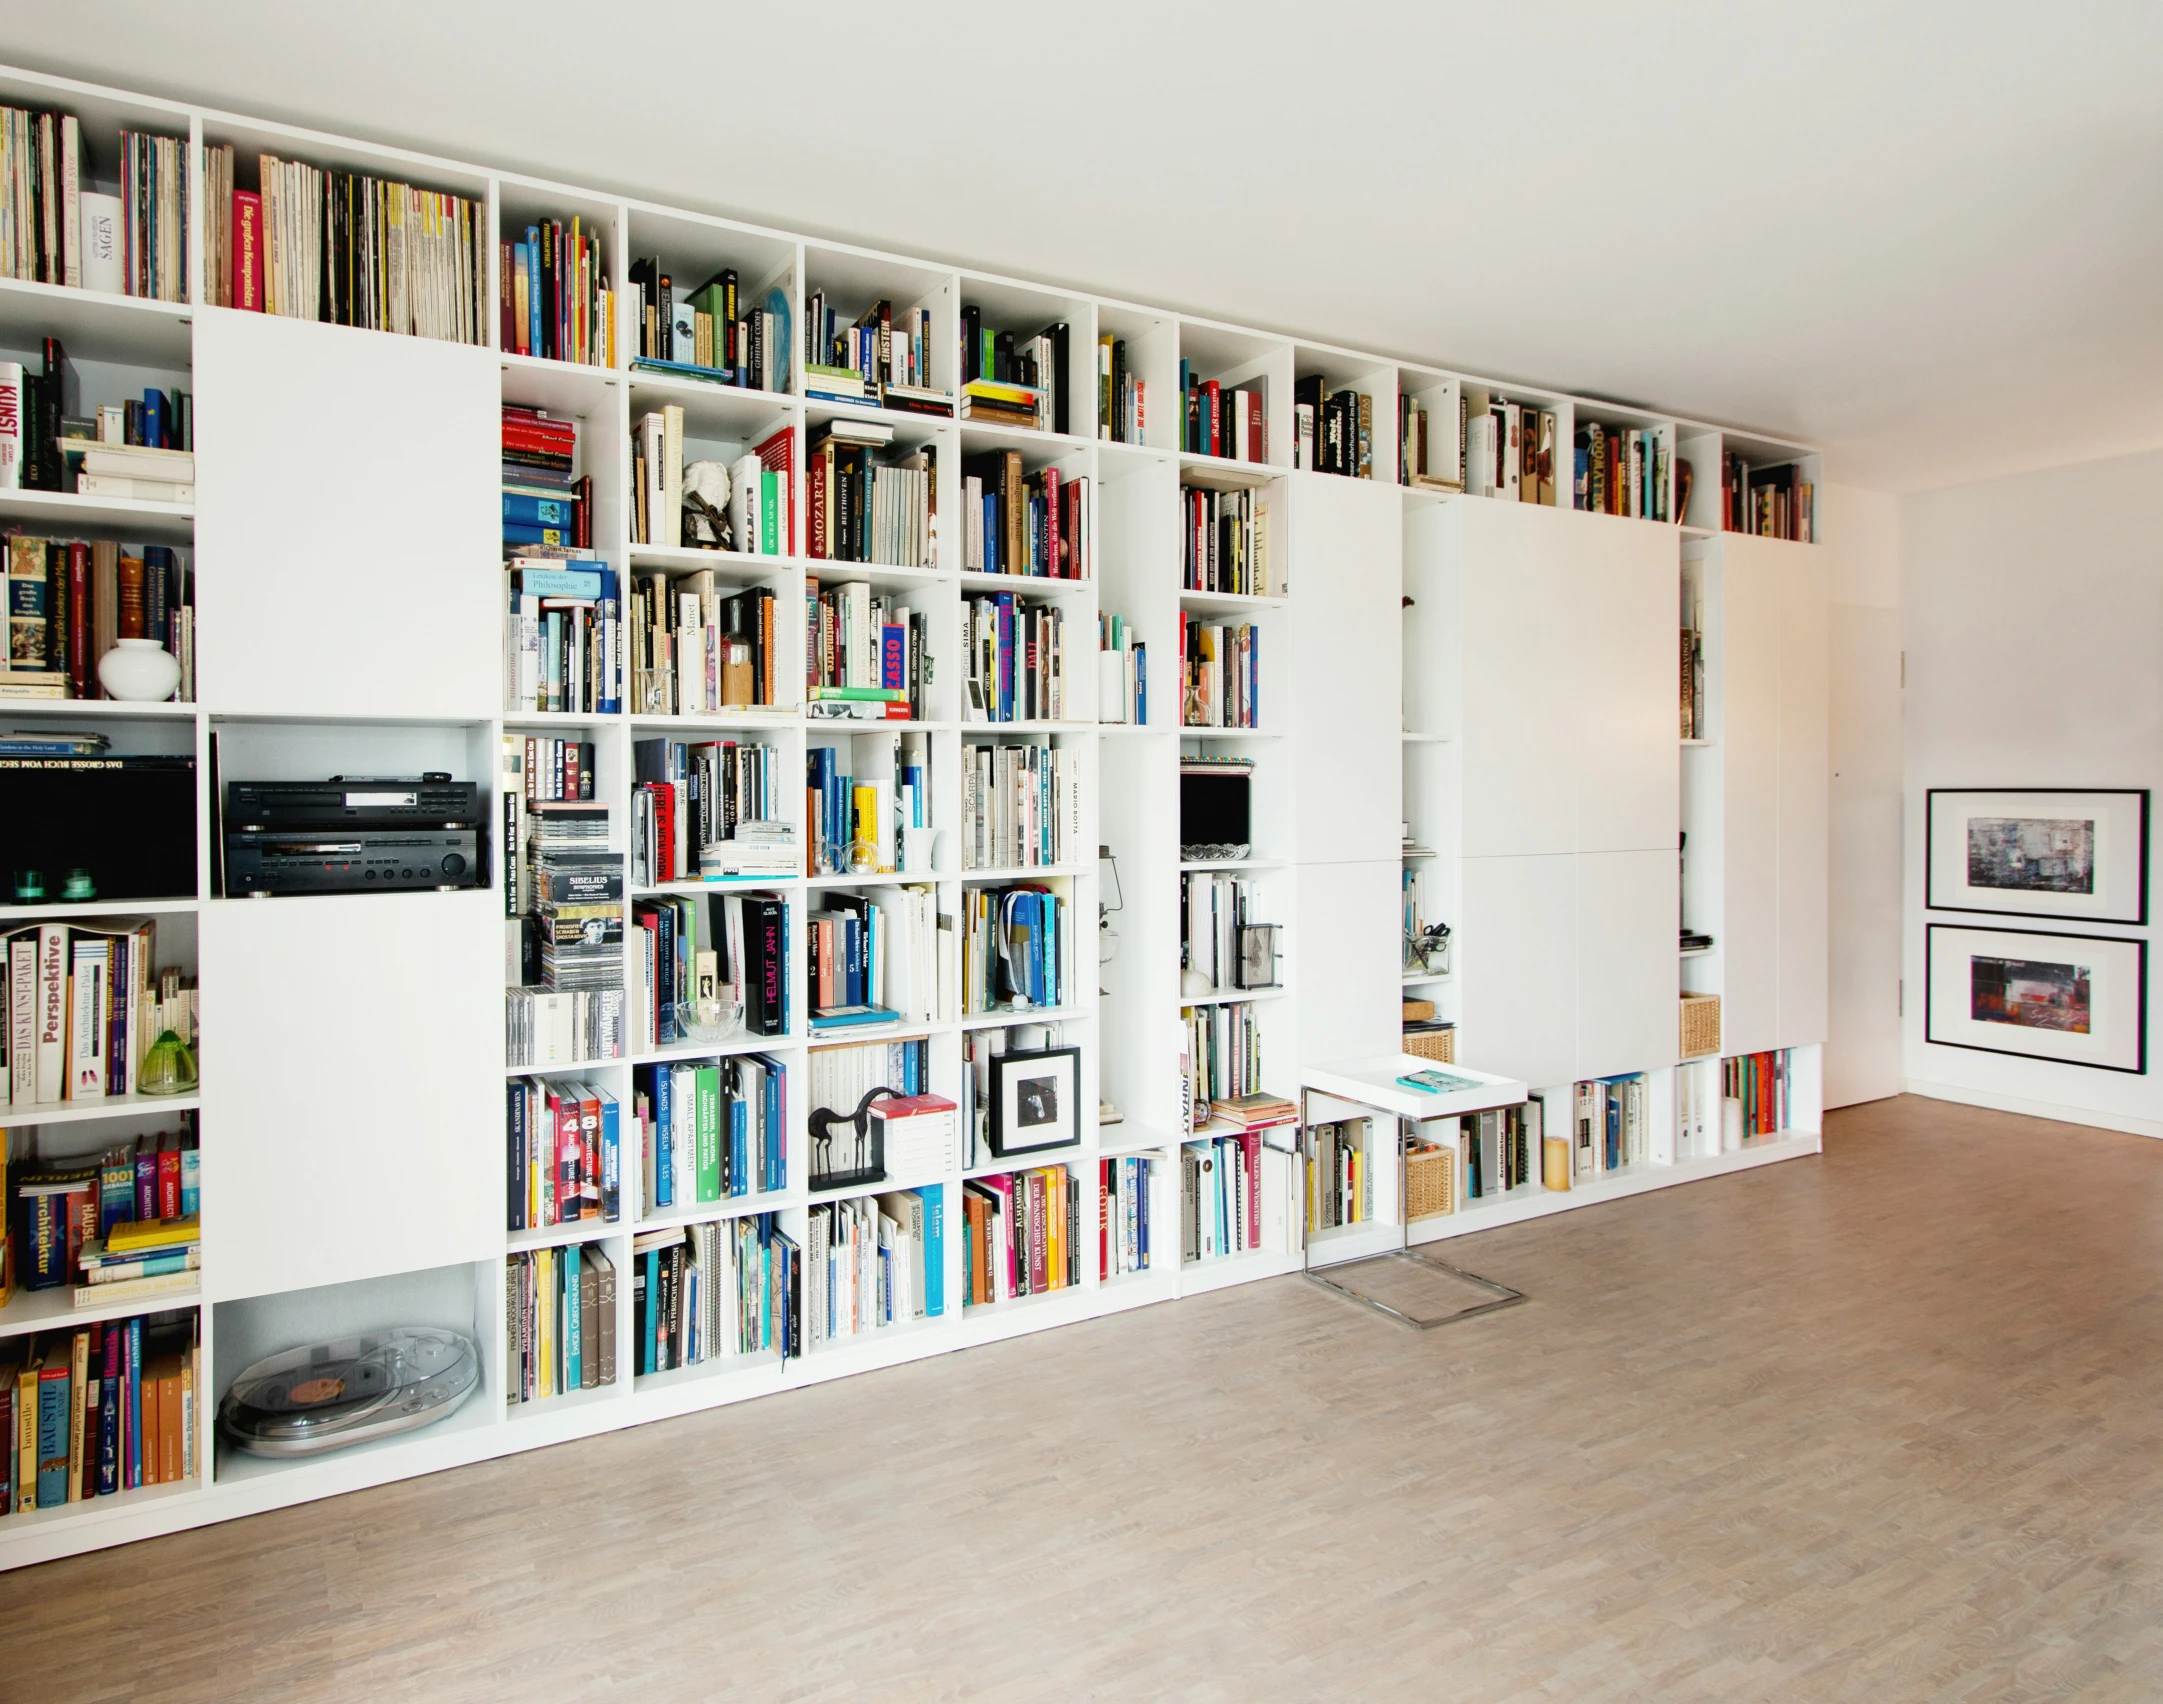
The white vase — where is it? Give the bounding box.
[97,638,182,702]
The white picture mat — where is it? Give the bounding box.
[1927,790,2147,923]
[1925,925,2145,1071]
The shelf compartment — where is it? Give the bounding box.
[0,1090,202,1130]
[0,1281,200,1342]
[0,487,193,541]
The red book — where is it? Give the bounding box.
[1246,391,1265,465]
[755,427,796,555]
[1204,380,1222,456]
[1026,1171,1048,1292]
[65,542,89,698]
[577,1087,601,1220]
[233,192,263,311]
[1042,466,1061,578]
[552,1089,580,1227]
[157,1140,180,1222]
[807,449,829,560]
[648,782,676,883]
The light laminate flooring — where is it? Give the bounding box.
[12,1093,2163,1702]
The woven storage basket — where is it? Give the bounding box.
[1679,993,1722,1058]
[1404,1142,1456,1220]
[1403,1027,1456,1063]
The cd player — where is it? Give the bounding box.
[224,829,482,896]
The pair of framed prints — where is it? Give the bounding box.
[1924,789,2149,1074]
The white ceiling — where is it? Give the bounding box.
[9,1,2162,492]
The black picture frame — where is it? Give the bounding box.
[1924,923,2148,1074]
[988,1045,1082,1157]
[1924,788,2150,925]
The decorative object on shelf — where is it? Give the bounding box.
[219,1328,480,1457]
[95,637,183,702]
[1181,967,1213,998]
[136,1028,198,1096]
[1234,922,1281,990]
[1097,843,1124,994]
[988,1045,1082,1157]
[1679,993,1722,1060]
[1926,788,2150,925]
[1404,1135,1456,1222]
[1405,920,1451,977]
[668,995,743,1046]
[681,459,731,548]
[1925,924,2147,1073]
[10,868,43,903]
[60,867,95,900]
[809,1086,894,1191]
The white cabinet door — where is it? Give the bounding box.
[193,309,499,719]
[1778,547,1831,1047]
[1459,501,1576,858]
[1575,849,1681,1079]
[201,891,501,1301]
[1294,858,1399,1066]
[1289,476,1401,865]
[1571,515,1681,854]
[1459,852,1577,1087]
[1719,541,1781,1055]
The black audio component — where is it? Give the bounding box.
[224,777,481,832]
[223,828,482,897]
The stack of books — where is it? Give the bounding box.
[808,579,925,721]
[630,735,791,884]
[961,883,1065,1016]
[801,294,950,416]
[1181,364,1266,461]
[506,1244,616,1402]
[959,740,1079,870]
[1183,999,1264,1116]
[1098,614,1146,724]
[959,378,1045,430]
[73,1215,199,1307]
[1181,485,1271,594]
[632,1052,787,1209]
[806,1187,945,1346]
[502,405,590,549]
[1100,1156,1156,1276]
[808,423,933,568]
[505,1075,622,1230]
[0,1310,199,1511]
[504,558,620,715]
[499,218,611,367]
[72,442,190,506]
[960,449,1091,578]
[527,804,622,996]
[501,734,594,916]
[1097,336,1145,444]
[3,539,193,702]
[961,1166,1078,1305]
[632,1212,799,1370]
[963,592,1069,724]
[960,309,1067,432]
[203,146,484,341]
[1179,618,1260,730]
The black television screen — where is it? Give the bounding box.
[1180,770,1250,852]
[0,756,198,902]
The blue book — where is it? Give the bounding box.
[919,1185,944,1318]
[97,1328,120,1495]
[504,520,572,547]
[126,1318,143,1490]
[507,1082,527,1230]
[595,1086,620,1222]
[642,1248,661,1375]
[35,1363,70,1508]
[1135,642,1147,725]
[810,1004,899,1030]
[504,492,578,529]
[653,1066,675,1207]
[525,228,542,359]
[564,1248,581,1391]
[179,1143,199,1217]
[510,567,604,600]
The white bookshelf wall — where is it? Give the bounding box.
[0,60,1829,1567]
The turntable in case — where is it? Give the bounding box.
[219,1327,479,1457]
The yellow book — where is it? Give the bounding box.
[535,1247,555,1400]
[16,1356,37,1513]
[107,1215,199,1254]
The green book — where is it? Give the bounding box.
[563,1244,581,1391]
[695,1063,723,1202]
[762,470,781,554]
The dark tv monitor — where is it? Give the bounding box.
[1180,770,1250,856]
[0,755,198,902]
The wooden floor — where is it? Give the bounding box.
[13,1093,2163,1702]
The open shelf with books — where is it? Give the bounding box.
[800,246,954,422]
[623,206,795,398]
[493,180,620,370]
[957,277,1094,444]
[1175,319,1286,470]
[1291,344,1398,480]
[1094,302,1175,453]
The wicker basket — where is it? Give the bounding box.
[1404,1027,1456,1063]
[1404,1141,1456,1220]
[1680,993,1722,1058]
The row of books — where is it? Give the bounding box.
[961,884,1067,1016]
[808,578,925,719]
[1466,398,1558,506]
[808,885,945,1029]
[1680,581,1706,740]
[1456,1104,1540,1202]
[4,537,193,702]
[809,422,932,567]
[506,1075,623,1231]
[2,920,189,1105]
[502,405,591,549]
[1183,1130,1270,1259]
[1181,365,1266,462]
[1724,456,1815,542]
[632,1212,799,1371]
[961,1165,1079,1305]
[1181,485,1273,596]
[11,1144,199,1304]
[805,1186,945,1347]
[3,339,194,499]
[500,737,598,926]
[1304,1119,1374,1229]
[1180,618,1260,730]
[630,889,789,1051]
[801,294,947,415]
[1183,1000,1266,1116]
[960,452,1090,579]
[2,1310,198,1512]
[631,409,794,558]
[628,261,786,392]
[0,105,91,290]
[1181,873,1276,993]
[629,571,782,717]
[507,1245,617,1403]
[959,1022,1062,1168]
[1724,1048,1794,1138]
[962,593,1070,725]
[1098,336,1146,444]
[633,1052,787,1210]
[1292,378,1372,477]
[499,219,610,367]
[960,739,1080,871]
[960,309,1068,433]
[630,735,788,885]
[506,986,624,1069]
[1100,1155,1156,1276]
[505,559,619,716]
[204,147,483,342]
[1098,614,1147,725]
[805,734,927,876]
[514,800,618,995]
[1574,422,1671,522]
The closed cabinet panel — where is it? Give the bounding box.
[201,892,501,1300]
[1720,545,1780,1054]
[1294,858,1399,1066]
[1572,516,1682,853]
[1289,477,1402,864]
[1576,849,1681,1079]
[1460,502,1576,857]
[194,310,499,718]
[1459,853,1577,1087]
[1778,548,1831,1046]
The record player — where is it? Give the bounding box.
[218,1327,479,1456]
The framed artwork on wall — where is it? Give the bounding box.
[1924,924,2147,1073]
[1925,788,2149,925]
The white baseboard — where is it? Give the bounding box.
[1901,1078,2163,1141]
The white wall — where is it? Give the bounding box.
[1822,483,1904,1106]
[1901,449,2163,1134]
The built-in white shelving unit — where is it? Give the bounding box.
[0,60,1827,1568]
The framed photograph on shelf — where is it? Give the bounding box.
[1926,788,2149,924]
[988,1046,1082,1157]
[1925,925,2147,1073]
